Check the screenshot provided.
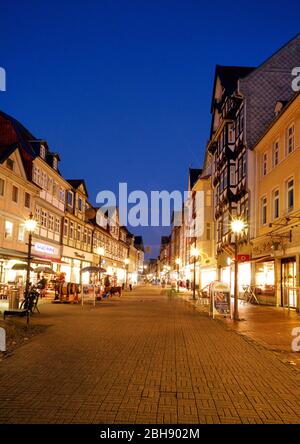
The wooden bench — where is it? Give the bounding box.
[3,309,30,326]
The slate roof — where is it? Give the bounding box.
[134,236,145,252]
[66,179,89,197]
[189,168,202,189]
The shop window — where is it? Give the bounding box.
[12,185,18,203]
[5,221,13,239]
[0,178,4,196]
[24,192,31,209]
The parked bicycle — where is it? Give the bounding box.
[20,284,40,313]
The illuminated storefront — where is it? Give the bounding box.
[61,245,94,284]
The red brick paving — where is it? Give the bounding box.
[0,286,300,424]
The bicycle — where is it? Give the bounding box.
[20,285,40,313]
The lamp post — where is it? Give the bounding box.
[124,258,129,288]
[231,218,245,321]
[175,258,181,292]
[190,247,199,300]
[96,246,105,287]
[24,213,37,298]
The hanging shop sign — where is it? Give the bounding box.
[209,281,231,318]
[237,254,251,262]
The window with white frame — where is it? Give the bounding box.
[55,217,60,233]
[5,220,13,238]
[286,178,294,212]
[272,189,279,220]
[262,153,268,176]
[59,188,65,202]
[48,214,54,231]
[40,145,46,159]
[69,221,74,238]
[77,225,81,241]
[272,140,279,167]
[64,219,68,236]
[47,177,53,193]
[286,124,295,155]
[53,181,57,197]
[42,172,47,189]
[35,207,41,223]
[67,191,73,207]
[18,225,25,241]
[261,196,267,225]
[41,210,47,228]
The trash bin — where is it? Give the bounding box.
[9,288,20,309]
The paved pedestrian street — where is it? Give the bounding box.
[0,286,300,424]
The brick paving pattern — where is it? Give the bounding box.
[0,286,300,424]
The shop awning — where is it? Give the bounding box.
[32,255,68,264]
[0,248,28,260]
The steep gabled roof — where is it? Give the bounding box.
[210,65,255,112]
[189,168,202,190]
[0,143,19,164]
[67,179,89,197]
[134,236,145,252]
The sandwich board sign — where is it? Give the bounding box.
[209,281,231,319]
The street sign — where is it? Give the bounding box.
[237,254,251,262]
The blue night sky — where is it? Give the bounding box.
[0,1,299,258]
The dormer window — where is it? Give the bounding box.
[40,145,46,159]
[78,197,83,212]
[6,158,14,171]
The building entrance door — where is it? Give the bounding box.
[281,257,297,308]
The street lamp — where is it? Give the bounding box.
[190,247,199,300]
[124,258,129,288]
[231,218,246,321]
[96,246,105,287]
[24,213,37,298]
[175,258,181,292]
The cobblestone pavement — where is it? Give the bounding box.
[0,286,300,424]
